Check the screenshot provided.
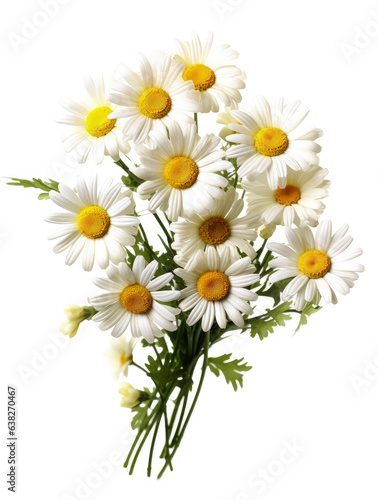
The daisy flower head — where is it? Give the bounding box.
[268,221,364,310]
[171,187,259,266]
[217,105,241,141]
[227,95,323,189]
[174,32,246,113]
[104,336,138,379]
[175,246,259,332]
[57,75,131,164]
[108,52,201,145]
[46,175,139,271]
[136,121,231,222]
[242,166,330,228]
[91,257,180,343]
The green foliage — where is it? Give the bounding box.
[208,354,252,391]
[130,390,154,430]
[121,173,144,192]
[7,177,59,200]
[295,303,322,332]
[247,302,292,340]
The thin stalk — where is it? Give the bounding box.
[147,413,162,477]
[153,213,173,244]
[129,409,161,475]
[157,330,210,479]
[194,113,198,132]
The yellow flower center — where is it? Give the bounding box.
[199,216,231,245]
[138,87,172,119]
[254,127,288,157]
[163,156,199,189]
[85,106,116,138]
[120,284,153,314]
[120,352,132,365]
[197,271,230,301]
[298,250,331,279]
[182,64,216,91]
[77,206,111,239]
[275,184,301,206]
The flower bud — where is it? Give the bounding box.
[60,321,80,338]
[119,382,140,408]
[63,304,86,322]
[259,223,276,239]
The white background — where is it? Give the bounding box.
[1,0,378,499]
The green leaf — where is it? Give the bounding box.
[249,316,278,340]
[295,303,322,332]
[7,177,60,199]
[248,302,292,340]
[208,354,252,391]
[121,173,144,192]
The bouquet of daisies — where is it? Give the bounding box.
[8,32,364,478]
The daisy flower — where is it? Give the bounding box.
[227,95,323,189]
[174,32,246,113]
[91,257,180,343]
[57,75,131,164]
[268,221,364,310]
[46,175,139,271]
[171,187,259,265]
[136,122,230,221]
[217,105,240,141]
[175,247,259,331]
[104,336,138,379]
[242,166,330,228]
[108,52,201,145]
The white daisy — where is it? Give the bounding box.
[227,95,323,189]
[175,247,259,331]
[57,75,131,164]
[108,52,201,145]
[217,105,241,141]
[104,336,138,379]
[91,257,180,343]
[171,187,259,266]
[46,175,139,271]
[136,122,231,222]
[268,221,364,310]
[174,32,246,113]
[242,166,330,228]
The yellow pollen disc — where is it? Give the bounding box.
[138,87,172,119]
[85,106,116,138]
[275,184,301,206]
[199,216,231,245]
[182,64,216,92]
[163,156,199,189]
[120,352,132,365]
[120,284,153,314]
[298,250,331,279]
[77,206,111,239]
[197,271,230,301]
[254,127,288,157]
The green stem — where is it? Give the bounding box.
[194,113,198,132]
[153,213,173,244]
[157,330,210,479]
[147,412,162,477]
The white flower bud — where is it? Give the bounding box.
[119,382,140,408]
[63,304,86,322]
[259,223,276,239]
[60,321,80,338]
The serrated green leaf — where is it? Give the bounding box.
[7,177,59,199]
[208,354,252,391]
[247,302,292,340]
[295,303,322,332]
